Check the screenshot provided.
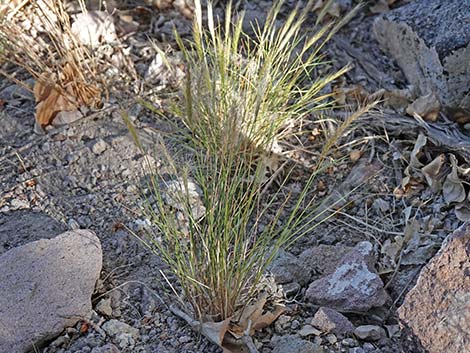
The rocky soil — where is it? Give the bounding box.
[1,1,469,353]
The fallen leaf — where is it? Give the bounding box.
[200,319,231,347]
[71,11,118,46]
[406,92,440,122]
[34,79,78,127]
[33,64,101,128]
[381,236,404,265]
[455,202,470,222]
[370,0,390,14]
[421,153,445,191]
[402,134,427,190]
[401,244,436,265]
[229,292,285,338]
[350,150,362,162]
[443,154,467,204]
[409,134,427,169]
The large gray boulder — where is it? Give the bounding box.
[305,242,388,312]
[374,0,470,117]
[398,223,470,353]
[0,230,102,353]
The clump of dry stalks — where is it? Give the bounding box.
[0,0,102,129]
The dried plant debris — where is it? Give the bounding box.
[398,134,470,221]
[443,154,467,204]
[145,0,195,19]
[369,0,397,14]
[406,92,441,122]
[0,0,102,130]
[71,10,118,46]
[171,292,285,353]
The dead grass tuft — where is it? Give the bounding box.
[0,0,102,128]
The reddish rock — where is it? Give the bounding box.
[311,307,355,337]
[398,223,470,353]
[299,244,352,277]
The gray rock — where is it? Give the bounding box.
[305,242,388,312]
[271,335,323,353]
[0,80,35,101]
[96,298,113,317]
[374,0,470,114]
[311,307,355,336]
[354,325,386,341]
[102,320,139,349]
[0,230,102,353]
[269,249,311,285]
[298,325,322,337]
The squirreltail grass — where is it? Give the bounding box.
[129,0,373,329]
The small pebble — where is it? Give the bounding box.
[342,338,358,347]
[354,325,386,341]
[92,139,108,155]
[290,319,300,330]
[178,336,192,344]
[326,333,338,344]
[96,298,113,317]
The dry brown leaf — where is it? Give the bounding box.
[200,319,231,347]
[409,134,427,169]
[443,154,467,204]
[350,150,362,162]
[421,154,445,191]
[33,63,101,128]
[406,92,440,122]
[34,79,78,127]
[229,292,285,339]
[402,134,427,189]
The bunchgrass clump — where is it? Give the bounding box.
[173,0,358,160]
[130,0,373,344]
